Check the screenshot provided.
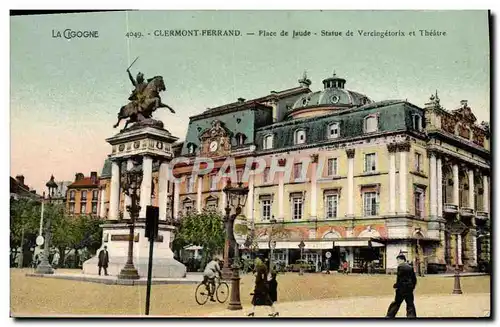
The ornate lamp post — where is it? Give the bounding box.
[298,240,305,276]
[118,159,143,280]
[223,181,249,311]
[447,218,468,295]
[268,216,277,272]
[36,175,58,274]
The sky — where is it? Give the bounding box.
[10,10,490,194]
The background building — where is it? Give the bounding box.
[172,72,490,274]
[66,172,101,216]
[10,175,41,200]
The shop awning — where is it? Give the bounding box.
[334,240,384,247]
[184,245,203,250]
[256,241,333,250]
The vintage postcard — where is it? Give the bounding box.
[10,10,491,318]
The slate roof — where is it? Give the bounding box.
[255,100,425,152]
[10,177,41,200]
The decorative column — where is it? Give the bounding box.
[220,177,227,214]
[310,154,318,219]
[483,175,489,212]
[246,174,255,222]
[99,186,106,218]
[387,144,397,215]
[429,152,438,219]
[109,160,121,220]
[173,179,180,219]
[437,157,443,218]
[123,159,134,219]
[452,164,459,206]
[468,169,475,210]
[278,171,285,220]
[139,155,153,218]
[398,142,410,214]
[158,160,169,220]
[196,174,203,213]
[346,149,355,217]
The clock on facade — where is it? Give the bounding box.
[209,140,219,152]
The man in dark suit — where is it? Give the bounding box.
[97,246,109,276]
[386,253,417,318]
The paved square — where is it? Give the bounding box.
[11,269,490,317]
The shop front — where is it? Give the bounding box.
[334,239,385,273]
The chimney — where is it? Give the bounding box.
[90,171,98,184]
[15,175,25,186]
[460,100,468,108]
[75,173,84,181]
[237,97,245,103]
[30,190,36,194]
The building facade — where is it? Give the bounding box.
[172,73,490,274]
[66,172,101,216]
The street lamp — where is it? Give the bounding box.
[447,218,468,295]
[118,159,143,280]
[298,240,305,276]
[36,175,58,274]
[223,181,249,311]
[268,216,277,272]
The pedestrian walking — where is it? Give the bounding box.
[97,246,109,276]
[385,253,417,318]
[247,257,279,317]
[268,271,278,303]
[52,250,60,269]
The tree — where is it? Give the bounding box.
[10,197,41,267]
[173,210,225,266]
[51,211,103,268]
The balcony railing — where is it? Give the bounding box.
[460,207,475,217]
[443,203,458,213]
[476,211,489,220]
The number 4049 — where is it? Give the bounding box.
[126,32,143,38]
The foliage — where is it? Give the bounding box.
[53,213,102,252]
[10,197,41,249]
[173,209,225,266]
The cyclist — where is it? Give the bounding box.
[203,256,222,302]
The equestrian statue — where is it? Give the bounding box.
[113,57,176,129]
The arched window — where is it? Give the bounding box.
[364,114,378,133]
[263,134,273,150]
[235,133,247,146]
[186,143,197,155]
[294,129,306,145]
[412,114,423,131]
[328,122,340,139]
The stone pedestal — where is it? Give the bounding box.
[83,121,186,278]
[83,222,186,278]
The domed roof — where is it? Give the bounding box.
[290,73,373,112]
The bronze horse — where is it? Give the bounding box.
[113,75,175,129]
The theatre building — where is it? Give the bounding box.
[133,73,492,274]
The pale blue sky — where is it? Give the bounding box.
[10,10,490,193]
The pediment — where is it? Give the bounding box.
[199,120,232,140]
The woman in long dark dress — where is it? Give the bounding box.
[247,258,278,317]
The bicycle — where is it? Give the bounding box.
[195,276,229,305]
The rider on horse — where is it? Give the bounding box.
[127,69,148,113]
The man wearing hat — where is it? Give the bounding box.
[386,253,417,318]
